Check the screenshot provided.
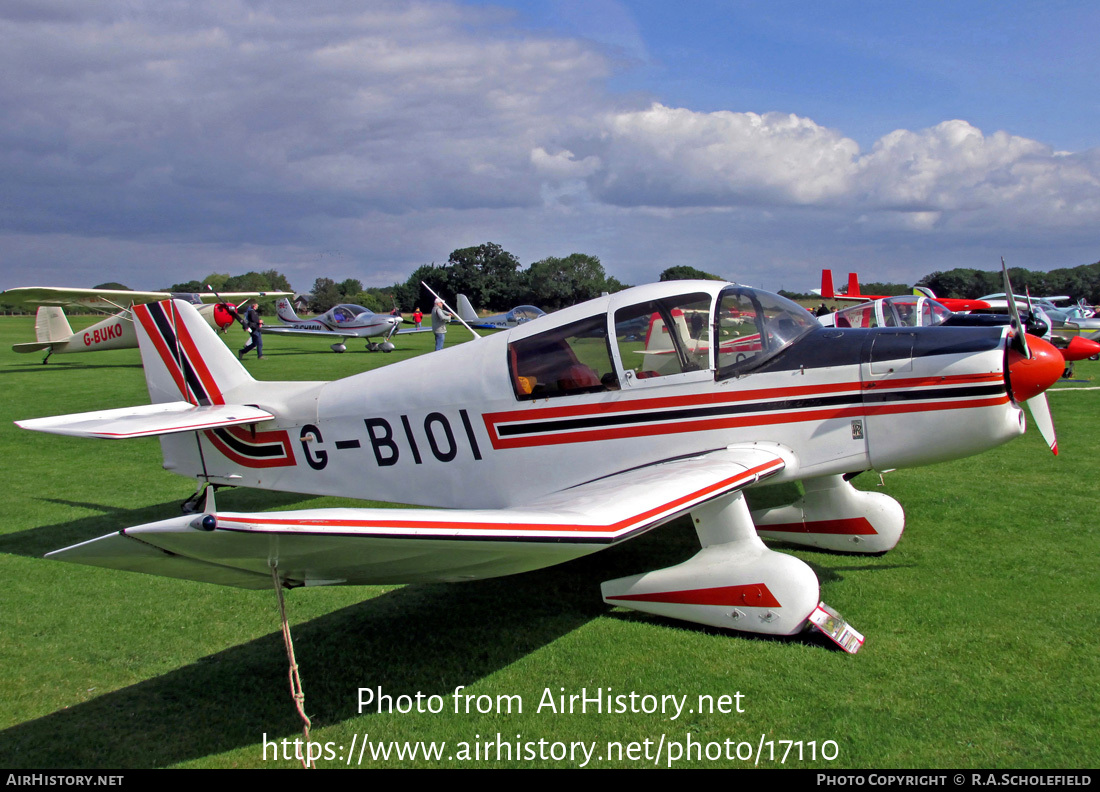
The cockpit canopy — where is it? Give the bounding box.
[506,283,818,400]
[505,306,546,324]
[328,304,372,323]
[830,295,952,330]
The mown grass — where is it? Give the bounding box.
[0,315,1096,769]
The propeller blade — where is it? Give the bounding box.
[1025,393,1058,455]
[1001,257,1030,359]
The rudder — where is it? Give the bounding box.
[132,299,253,406]
[35,306,74,342]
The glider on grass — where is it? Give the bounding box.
[3,286,292,363]
[262,297,428,353]
[17,268,1063,653]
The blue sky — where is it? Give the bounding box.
[496,1,1100,151]
[1,1,1098,295]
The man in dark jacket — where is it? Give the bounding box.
[239,301,264,360]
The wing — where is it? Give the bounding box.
[1,286,173,310]
[194,291,293,304]
[46,445,786,589]
[16,401,274,438]
[2,287,292,310]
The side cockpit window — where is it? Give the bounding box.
[715,286,817,379]
[509,314,617,400]
[614,293,712,381]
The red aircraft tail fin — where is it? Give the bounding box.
[847,272,861,297]
[820,269,836,299]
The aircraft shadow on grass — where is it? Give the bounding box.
[0,518,729,768]
[1,362,144,375]
[1,484,897,767]
[0,491,319,558]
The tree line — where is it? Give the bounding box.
[8,253,1100,317]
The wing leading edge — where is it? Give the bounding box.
[46,446,787,588]
[15,401,275,439]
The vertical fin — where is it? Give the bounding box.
[820,269,836,299]
[275,297,300,323]
[456,294,478,322]
[35,306,74,342]
[132,300,253,405]
[847,272,861,297]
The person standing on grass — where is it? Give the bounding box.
[431,298,451,352]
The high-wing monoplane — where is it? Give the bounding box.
[3,286,291,363]
[262,297,427,352]
[17,273,1064,652]
[456,294,547,329]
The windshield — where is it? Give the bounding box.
[331,304,370,323]
[714,286,817,378]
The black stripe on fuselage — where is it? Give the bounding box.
[496,383,1006,438]
[210,428,286,458]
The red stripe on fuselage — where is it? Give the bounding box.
[204,425,296,468]
[485,394,1011,450]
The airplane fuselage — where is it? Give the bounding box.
[166,282,1022,510]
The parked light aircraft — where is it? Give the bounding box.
[262,298,428,353]
[456,294,546,329]
[2,286,291,363]
[818,270,993,313]
[820,294,1100,373]
[17,274,1064,651]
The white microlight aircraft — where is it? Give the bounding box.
[3,286,292,363]
[456,294,547,329]
[17,275,1064,652]
[263,297,425,353]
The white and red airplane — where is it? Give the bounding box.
[821,291,1100,374]
[16,276,1064,652]
[262,297,427,352]
[3,286,291,363]
[818,269,993,313]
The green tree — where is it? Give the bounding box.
[526,253,625,310]
[659,266,722,282]
[164,280,203,293]
[202,273,231,292]
[338,278,363,298]
[310,277,342,313]
[93,282,131,290]
[397,264,451,312]
[447,243,522,309]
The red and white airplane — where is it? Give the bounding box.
[16,276,1063,652]
[3,286,291,363]
[818,269,993,312]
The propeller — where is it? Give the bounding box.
[1001,258,1060,454]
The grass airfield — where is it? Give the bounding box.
[0,314,1096,769]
